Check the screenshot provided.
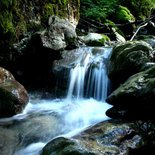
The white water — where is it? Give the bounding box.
[13,98,111,155]
[0,46,112,155]
[67,47,111,101]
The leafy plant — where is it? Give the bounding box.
[120,0,155,19]
[81,0,119,22]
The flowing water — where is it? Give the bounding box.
[0,46,112,155]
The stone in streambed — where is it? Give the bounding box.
[41,119,147,155]
[108,40,154,84]
[106,65,155,120]
[0,67,29,118]
[41,137,95,155]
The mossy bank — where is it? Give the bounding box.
[0,0,80,67]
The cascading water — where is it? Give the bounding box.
[67,46,111,101]
[0,46,112,155]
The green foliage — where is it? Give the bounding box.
[0,11,15,39]
[42,3,55,23]
[81,0,119,22]
[120,0,155,19]
[87,34,110,46]
[0,0,17,9]
[116,6,135,23]
[81,0,155,22]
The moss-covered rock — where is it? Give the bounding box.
[41,137,95,155]
[80,33,110,46]
[116,5,135,23]
[106,65,155,120]
[108,40,154,84]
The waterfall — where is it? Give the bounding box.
[67,47,111,101]
[0,46,112,155]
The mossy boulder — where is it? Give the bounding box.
[0,67,29,118]
[41,137,94,155]
[80,33,110,46]
[108,40,154,84]
[116,5,135,23]
[106,65,155,120]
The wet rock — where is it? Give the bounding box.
[79,33,110,46]
[0,67,29,118]
[42,119,149,155]
[106,65,155,120]
[143,36,155,50]
[108,40,154,84]
[41,137,95,155]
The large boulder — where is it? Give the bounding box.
[41,119,155,155]
[11,15,79,90]
[106,65,155,120]
[0,0,80,71]
[0,67,29,118]
[40,15,78,51]
[108,40,154,84]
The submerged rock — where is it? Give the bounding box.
[108,40,154,84]
[0,127,19,155]
[106,65,155,120]
[0,67,29,118]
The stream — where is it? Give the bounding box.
[0,47,112,155]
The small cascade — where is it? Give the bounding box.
[67,51,92,100]
[67,47,111,101]
[0,46,112,155]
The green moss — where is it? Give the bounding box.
[116,5,135,23]
[42,1,73,24]
[42,3,55,23]
[0,0,17,9]
[87,34,110,46]
[0,11,15,39]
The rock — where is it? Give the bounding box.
[144,36,155,49]
[12,16,78,89]
[41,137,95,155]
[79,33,110,46]
[108,40,154,84]
[41,119,152,155]
[0,0,80,71]
[40,16,78,51]
[0,67,29,118]
[106,65,155,120]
